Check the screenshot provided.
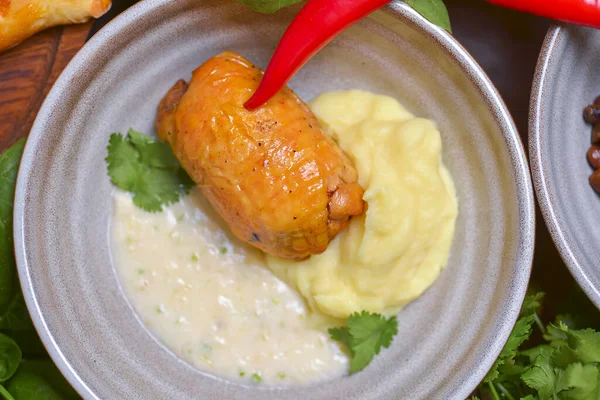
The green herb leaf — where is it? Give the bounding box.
[2,331,46,359]
[562,327,600,364]
[563,363,600,400]
[348,312,397,373]
[106,130,194,212]
[127,129,181,169]
[328,326,351,350]
[521,346,569,399]
[0,139,25,313]
[403,0,452,32]
[0,333,21,382]
[484,294,542,383]
[329,311,398,374]
[233,0,303,13]
[0,293,33,332]
[476,291,600,400]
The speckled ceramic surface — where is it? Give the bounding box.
[531,25,600,309]
[13,0,535,398]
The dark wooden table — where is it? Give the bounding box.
[0,0,596,328]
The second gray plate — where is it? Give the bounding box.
[531,25,600,308]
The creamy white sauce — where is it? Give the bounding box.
[110,189,348,385]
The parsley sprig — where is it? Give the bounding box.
[106,129,194,212]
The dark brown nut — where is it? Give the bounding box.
[590,170,600,194]
[592,124,600,145]
[595,95,600,105]
[584,105,600,124]
[588,146,600,169]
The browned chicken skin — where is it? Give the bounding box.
[155,51,365,259]
[0,0,111,52]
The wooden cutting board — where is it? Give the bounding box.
[0,22,93,153]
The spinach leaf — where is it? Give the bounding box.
[2,332,46,359]
[0,294,33,332]
[0,385,15,400]
[233,0,303,13]
[0,334,21,382]
[0,139,25,313]
[5,360,78,400]
[404,0,452,32]
[4,371,65,400]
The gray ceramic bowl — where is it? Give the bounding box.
[14,0,535,398]
[530,25,600,308]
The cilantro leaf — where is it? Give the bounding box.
[563,363,600,400]
[329,311,398,374]
[484,294,542,383]
[477,291,600,400]
[521,292,544,316]
[233,0,303,13]
[403,0,452,32]
[347,312,397,373]
[521,346,569,400]
[548,324,600,370]
[562,327,600,364]
[106,130,193,212]
[127,129,181,169]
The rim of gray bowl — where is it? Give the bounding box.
[529,24,600,307]
[13,0,535,398]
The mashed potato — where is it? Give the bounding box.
[266,90,458,320]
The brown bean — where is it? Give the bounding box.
[585,105,600,124]
[594,95,600,105]
[592,124,600,145]
[588,146,600,169]
[590,170,600,194]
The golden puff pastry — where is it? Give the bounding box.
[156,51,366,260]
[0,0,111,52]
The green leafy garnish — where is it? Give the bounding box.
[234,0,303,13]
[0,139,25,314]
[106,129,193,212]
[251,372,262,384]
[404,0,452,32]
[232,0,451,32]
[484,292,543,383]
[0,140,81,399]
[475,293,600,400]
[329,311,398,374]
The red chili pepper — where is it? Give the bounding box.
[487,0,600,29]
[246,0,600,110]
[244,0,390,110]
